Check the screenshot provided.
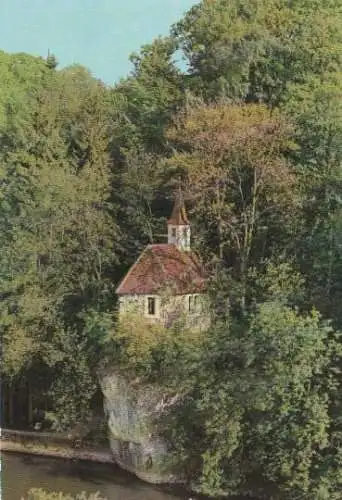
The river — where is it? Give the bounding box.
[1,452,187,500]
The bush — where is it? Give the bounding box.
[22,489,107,500]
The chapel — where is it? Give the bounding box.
[116,189,208,329]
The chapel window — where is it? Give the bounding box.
[147,297,156,315]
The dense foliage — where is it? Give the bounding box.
[2,0,342,498]
[23,489,106,500]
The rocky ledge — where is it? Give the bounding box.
[99,368,183,485]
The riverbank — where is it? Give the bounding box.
[2,435,262,500]
[0,428,113,464]
[3,451,182,500]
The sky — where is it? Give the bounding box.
[0,0,196,85]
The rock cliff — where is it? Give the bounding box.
[99,368,181,484]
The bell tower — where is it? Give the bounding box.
[167,187,191,251]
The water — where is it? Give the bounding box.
[1,452,186,500]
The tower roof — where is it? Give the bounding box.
[167,187,189,226]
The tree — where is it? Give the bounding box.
[0,54,120,429]
[46,51,58,70]
[166,101,299,312]
[114,37,184,152]
[172,0,342,105]
[283,76,342,327]
[162,301,342,499]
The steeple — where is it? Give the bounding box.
[167,186,191,251]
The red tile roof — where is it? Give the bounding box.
[116,244,206,295]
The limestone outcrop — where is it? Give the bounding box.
[99,368,182,484]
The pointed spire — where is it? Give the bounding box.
[167,182,189,226]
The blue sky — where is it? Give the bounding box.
[0,0,196,85]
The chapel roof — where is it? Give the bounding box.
[167,187,189,226]
[115,244,206,296]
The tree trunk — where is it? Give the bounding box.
[8,385,14,427]
[240,258,247,314]
[28,380,33,426]
[0,382,5,426]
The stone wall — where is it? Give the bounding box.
[0,429,112,463]
[118,293,210,331]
